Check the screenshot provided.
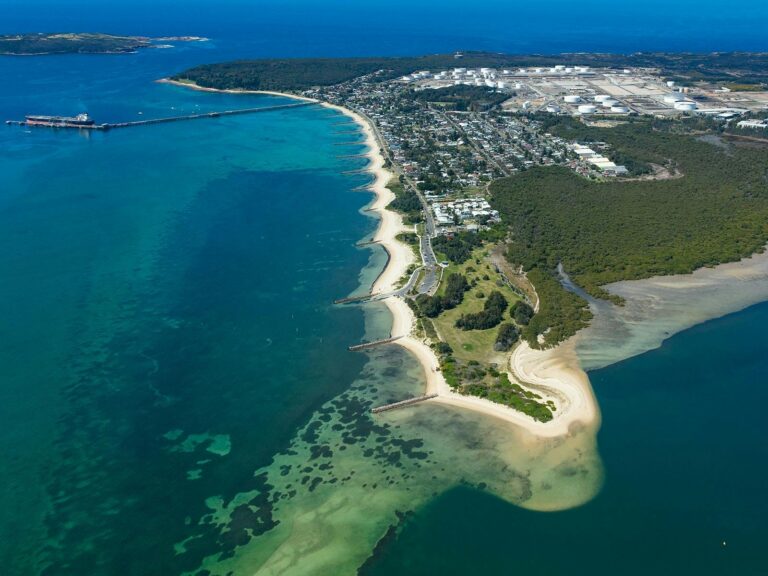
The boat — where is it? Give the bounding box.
[24,113,96,128]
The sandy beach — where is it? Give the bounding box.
[163,77,602,438]
[316,96,600,439]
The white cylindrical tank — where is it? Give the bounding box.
[666,80,676,87]
[565,67,573,73]
[514,82,522,89]
[564,95,582,103]
[664,93,684,103]
[578,104,597,114]
[594,94,611,102]
[611,106,630,113]
[674,101,697,111]
[601,99,619,108]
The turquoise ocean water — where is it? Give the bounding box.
[2,4,768,574]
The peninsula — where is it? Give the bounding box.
[0,33,208,56]
[167,51,768,433]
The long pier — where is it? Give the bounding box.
[371,394,438,414]
[348,335,402,352]
[6,102,316,131]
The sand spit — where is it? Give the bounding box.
[329,102,599,438]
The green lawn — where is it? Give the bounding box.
[432,246,521,364]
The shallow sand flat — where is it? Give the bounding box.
[576,249,768,370]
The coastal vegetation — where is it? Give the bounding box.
[491,118,768,347]
[388,178,423,224]
[432,228,505,264]
[437,354,553,422]
[0,33,151,55]
[408,240,553,422]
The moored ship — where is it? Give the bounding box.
[24,113,96,128]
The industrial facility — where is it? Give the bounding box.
[400,65,768,119]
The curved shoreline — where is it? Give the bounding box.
[161,77,602,438]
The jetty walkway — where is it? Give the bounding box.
[371,394,438,414]
[348,335,402,352]
[6,101,316,131]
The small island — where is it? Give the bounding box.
[0,33,209,56]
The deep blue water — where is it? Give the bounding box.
[1,3,768,575]
[363,301,768,575]
[2,0,768,55]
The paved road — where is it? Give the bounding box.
[356,108,440,296]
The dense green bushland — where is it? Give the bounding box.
[490,119,768,347]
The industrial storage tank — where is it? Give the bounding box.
[610,106,630,113]
[601,99,619,108]
[578,104,597,114]
[663,93,684,103]
[563,95,582,103]
[674,101,697,111]
[594,94,611,102]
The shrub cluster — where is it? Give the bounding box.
[510,301,534,325]
[456,290,508,330]
[415,273,469,318]
[494,323,519,351]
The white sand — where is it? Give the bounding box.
[162,77,602,439]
